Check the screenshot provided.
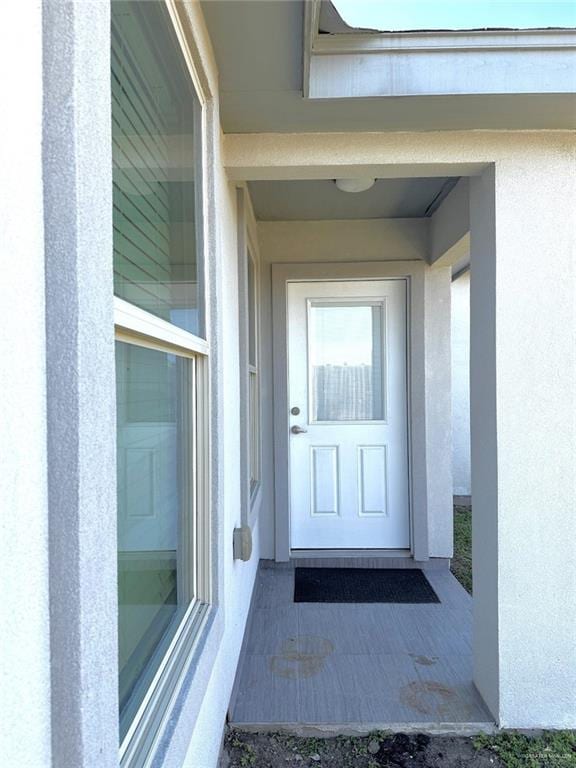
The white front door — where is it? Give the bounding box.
[287,279,410,550]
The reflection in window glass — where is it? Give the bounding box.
[309,303,385,422]
[116,341,194,741]
[112,1,204,336]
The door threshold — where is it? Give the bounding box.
[290,548,411,559]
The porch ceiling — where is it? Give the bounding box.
[248,177,457,220]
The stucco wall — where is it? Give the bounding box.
[0,3,52,767]
[429,178,470,264]
[451,271,471,496]
[258,218,429,263]
[471,150,576,728]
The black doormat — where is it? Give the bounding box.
[294,567,440,604]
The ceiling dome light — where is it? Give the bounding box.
[335,177,376,193]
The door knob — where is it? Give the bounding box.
[291,425,308,434]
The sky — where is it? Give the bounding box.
[332,1,576,32]
[311,306,377,367]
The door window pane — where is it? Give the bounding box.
[112,1,204,336]
[116,341,194,740]
[309,302,385,422]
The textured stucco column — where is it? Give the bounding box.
[0,3,52,766]
[43,2,118,766]
[470,149,576,727]
[425,264,454,558]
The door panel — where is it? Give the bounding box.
[310,446,340,516]
[288,280,409,550]
[358,445,388,516]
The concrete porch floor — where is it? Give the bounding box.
[228,561,495,735]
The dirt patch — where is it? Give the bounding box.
[221,730,503,768]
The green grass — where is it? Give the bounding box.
[475,731,576,767]
[451,504,472,594]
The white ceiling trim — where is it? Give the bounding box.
[312,29,576,55]
[306,25,576,99]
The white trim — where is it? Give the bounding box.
[164,0,213,104]
[312,28,576,55]
[302,0,322,98]
[307,28,576,99]
[237,186,263,531]
[290,549,411,559]
[195,353,212,604]
[272,262,429,563]
[114,297,209,357]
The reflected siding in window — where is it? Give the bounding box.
[112,1,204,336]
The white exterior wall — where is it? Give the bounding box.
[471,151,576,728]
[0,4,52,767]
[451,272,471,496]
[257,219,453,560]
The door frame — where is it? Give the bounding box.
[272,261,429,562]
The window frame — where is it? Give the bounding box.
[247,244,260,497]
[237,187,262,525]
[112,1,212,764]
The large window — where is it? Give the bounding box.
[112,1,209,762]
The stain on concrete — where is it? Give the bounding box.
[270,636,334,679]
[400,680,458,718]
[409,653,439,666]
